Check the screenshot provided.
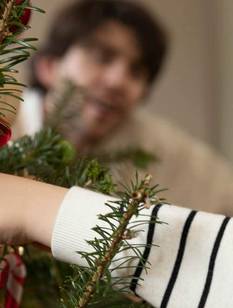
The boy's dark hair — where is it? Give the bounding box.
[30,0,168,92]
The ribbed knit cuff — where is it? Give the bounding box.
[51,186,116,265]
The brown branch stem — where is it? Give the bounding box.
[77,201,137,307]
[77,180,151,308]
[0,0,14,44]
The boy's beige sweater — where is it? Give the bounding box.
[13,90,233,215]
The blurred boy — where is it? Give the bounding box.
[14,0,233,214]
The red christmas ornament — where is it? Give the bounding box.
[0,253,26,308]
[11,0,31,33]
[0,120,12,147]
[16,0,31,26]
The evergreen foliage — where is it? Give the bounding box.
[0,0,44,120]
[0,129,164,307]
[0,2,165,307]
[0,128,115,195]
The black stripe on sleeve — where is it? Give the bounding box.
[160,210,197,308]
[198,216,231,308]
[130,203,163,293]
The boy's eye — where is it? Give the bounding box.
[92,47,115,64]
[81,40,116,64]
[130,63,148,81]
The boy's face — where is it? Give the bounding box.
[47,21,149,145]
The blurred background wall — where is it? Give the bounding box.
[20,0,233,162]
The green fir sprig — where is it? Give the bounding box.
[43,79,159,170]
[95,147,159,170]
[62,174,165,308]
[0,128,115,194]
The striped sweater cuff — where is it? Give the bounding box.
[52,187,233,308]
[134,205,232,308]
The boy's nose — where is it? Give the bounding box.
[104,62,130,90]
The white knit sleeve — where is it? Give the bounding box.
[51,187,233,308]
[51,186,117,266]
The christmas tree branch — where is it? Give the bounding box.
[77,197,139,307]
[0,0,14,43]
[43,80,159,170]
[0,129,164,308]
[0,1,43,125]
[0,128,115,194]
[0,3,165,307]
[67,175,164,308]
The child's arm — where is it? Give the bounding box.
[1,172,233,308]
[0,172,67,246]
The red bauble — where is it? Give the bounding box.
[0,121,12,147]
[11,0,31,33]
